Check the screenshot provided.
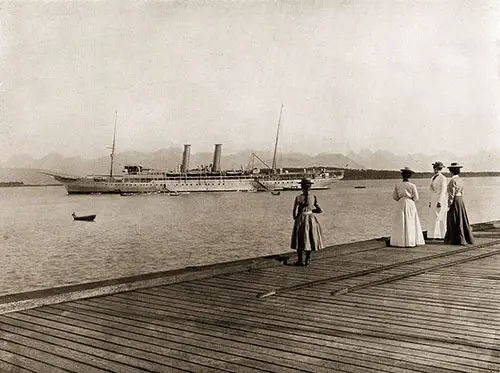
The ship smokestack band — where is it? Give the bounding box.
[212,144,222,172]
[181,144,191,173]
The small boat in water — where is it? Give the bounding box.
[72,212,96,221]
[271,191,281,196]
[354,186,366,189]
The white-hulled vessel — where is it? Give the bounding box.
[43,109,344,194]
[45,147,343,194]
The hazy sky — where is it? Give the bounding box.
[1,0,500,161]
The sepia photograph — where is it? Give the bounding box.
[1,0,500,371]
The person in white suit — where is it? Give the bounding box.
[427,161,447,239]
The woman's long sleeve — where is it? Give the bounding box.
[447,179,457,208]
[392,187,399,201]
[412,185,419,201]
[292,197,299,219]
[313,196,323,213]
[437,177,447,202]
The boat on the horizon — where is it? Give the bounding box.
[42,109,344,194]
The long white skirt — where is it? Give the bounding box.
[427,195,447,239]
[390,198,425,247]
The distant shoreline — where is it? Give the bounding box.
[0,183,62,188]
[340,169,500,181]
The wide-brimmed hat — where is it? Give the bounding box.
[299,177,314,185]
[432,161,445,169]
[400,166,415,173]
[447,162,463,169]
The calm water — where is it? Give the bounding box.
[1,177,499,296]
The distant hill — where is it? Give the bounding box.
[347,149,500,172]
[3,147,498,182]
[3,148,364,177]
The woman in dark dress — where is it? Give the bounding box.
[290,178,324,266]
[444,162,474,245]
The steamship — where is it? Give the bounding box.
[43,109,343,194]
[44,143,343,194]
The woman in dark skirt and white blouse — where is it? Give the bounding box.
[444,162,474,245]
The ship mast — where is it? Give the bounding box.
[271,103,283,173]
[109,110,117,179]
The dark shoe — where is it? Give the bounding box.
[294,250,303,266]
[304,252,311,266]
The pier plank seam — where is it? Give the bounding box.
[97,292,500,370]
[257,239,500,298]
[13,308,358,371]
[71,288,500,366]
[332,245,500,296]
[18,305,340,372]
[0,316,185,373]
[141,280,500,330]
[2,312,264,373]
[0,350,69,373]
[56,300,498,370]
[105,284,500,354]
[37,300,462,371]
[134,281,500,342]
[48,296,494,371]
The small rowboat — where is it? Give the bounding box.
[72,212,96,221]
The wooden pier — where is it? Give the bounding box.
[1,221,500,372]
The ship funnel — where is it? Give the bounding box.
[181,144,191,173]
[212,144,222,172]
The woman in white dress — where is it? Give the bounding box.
[390,167,425,248]
[427,161,447,239]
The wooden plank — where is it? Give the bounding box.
[145,281,500,334]
[5,311,250,373]
[17,308,330,373]
[0,347,71,373]
[0,354,36,373]
[138,283,500,348]
[65,297,500,372]
[114,284,500,358]
[65,292,492,370]
[147,281,500,342]
[44,301,456,373]
[332,248,500,296]
[0,338,107,373]
[0,316,183,373]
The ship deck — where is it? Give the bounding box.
[1,221,500,372]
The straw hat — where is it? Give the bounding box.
[299,177,314,185]
[400,166,415,173]
[447,162,463,169]
[432,161,445,169]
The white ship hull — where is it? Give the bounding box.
[61,176,258,194]
[45,171,343,194]
[255,172,343,191]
